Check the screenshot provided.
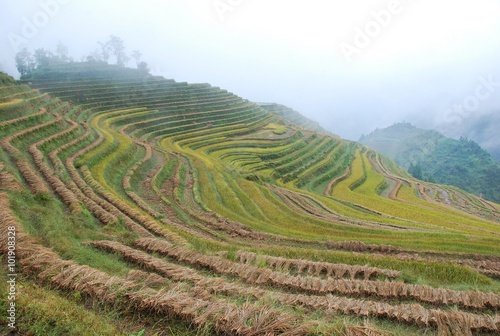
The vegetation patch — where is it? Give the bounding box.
[264,122,288,135]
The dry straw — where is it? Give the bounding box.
[0,194,307,335]
[137,238,500,310]
[235,251,400,280]
[90,239,500,334]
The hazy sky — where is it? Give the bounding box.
[1,0,500,144]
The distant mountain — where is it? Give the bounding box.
[258,103,333,135]
[433,111,500,163]
[360,122,500,203]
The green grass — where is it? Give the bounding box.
[0,270,121,335]
[9,189,133,274]
[186,236,500,291]
[263,122,287,135]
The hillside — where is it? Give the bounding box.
[435,111,500,162]
[0,64,499,335]
[258,103,332,135]
[359,122,500,203]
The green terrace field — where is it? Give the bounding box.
[0,63,499,335]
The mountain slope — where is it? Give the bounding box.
[0,64,499,335]
[360,122,500,203]
[258,102,332,135]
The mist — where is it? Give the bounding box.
[1,0,499,148]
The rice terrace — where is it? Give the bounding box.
[0,60,499,335]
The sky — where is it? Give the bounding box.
[1,0,500,152]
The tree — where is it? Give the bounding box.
[131,50,142,66]
[34,48,52,68]
[98,41,110,63]
[106,35,129,67]
[15,48,34,77]
[137,61,149,74]
[86,55,97,63]
[408,162,423,180]
[56,42,70,62]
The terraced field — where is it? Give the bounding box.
[0,64,499,335]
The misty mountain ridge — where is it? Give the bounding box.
[432,111,500,163]
[360,122,500,203]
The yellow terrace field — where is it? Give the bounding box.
[1,65,499,335]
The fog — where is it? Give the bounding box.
[1,0,499,152]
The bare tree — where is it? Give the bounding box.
[106,35,130,67]
[131,50,142,66]
[98,41,110,63]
